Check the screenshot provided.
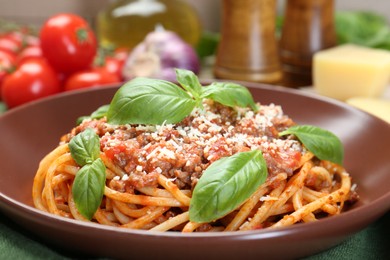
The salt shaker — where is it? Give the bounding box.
[279,0,337,88]
[213,0,282,84]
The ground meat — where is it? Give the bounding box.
[65,100,304,190]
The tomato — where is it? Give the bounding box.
[2,31,39,48]
[1,57,61,108]
[94,47,128,80]
[0,37,20,55]
[0,50,16,98]
[64,67,120,91]
[16,45,42,65]
[103,144,127,161]
[0,50,16,78]
[40,13,97,74]
[113,48,129,62]
[100,56,125,80]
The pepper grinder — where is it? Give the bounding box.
[213,0,282,84]
[279,0,337,88]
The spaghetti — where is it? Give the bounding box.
[33,99,357,232]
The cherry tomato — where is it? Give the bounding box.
[113,47,129,62]
[16,45,42,65]
[1,57,61,108]
[0,50,16,79]
[93,47,128,80]
[40,13,97,74]
[100,56,125,80]
[0,50,16,98]
[0,37,20,55]
[2,31,39,48]
[64,67,120,91]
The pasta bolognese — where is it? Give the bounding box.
[32,71,358,232]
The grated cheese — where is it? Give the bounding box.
[95,99,304,189]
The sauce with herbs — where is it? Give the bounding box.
[62,100,304,190]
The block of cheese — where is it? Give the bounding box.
[346,97,390,123]
[313,44,390,100]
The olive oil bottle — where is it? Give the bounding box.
[96,0,201,50]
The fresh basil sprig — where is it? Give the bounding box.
[106,69,257,125]
[69,128,106,220]
[107,77,198,125]
[189,150,267,223]
[279,125,344,165]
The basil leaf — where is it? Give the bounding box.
[69,128,101,166]
[279,125,344,165]
[175,68,203,99]
[106,77,197,125]
[189,150,267,223]
[201,82,258,112]
[72,158,106,220]
[76,104,110,125]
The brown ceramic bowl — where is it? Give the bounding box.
[0,83,389,260]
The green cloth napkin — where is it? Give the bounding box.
[0,210,389,260]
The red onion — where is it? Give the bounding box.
[122,27,200,81]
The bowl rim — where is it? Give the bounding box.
[0,81,389,240]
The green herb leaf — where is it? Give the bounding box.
[72,158,106,220]
[195,31,220,58]
[189,150,267,223]
[76,104,110,125]
[105,69,259,126]
[69,128,101,166]
[335,11,390,49]
[106,77,197,125]
[201,82,258,112]
[279,125,344,165]
[175,68,203,100]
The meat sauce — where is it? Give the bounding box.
[61,100,304,190]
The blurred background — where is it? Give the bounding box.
[1,0,390,33]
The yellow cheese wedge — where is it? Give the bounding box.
[313,44,390,101]
[346,97,390,123]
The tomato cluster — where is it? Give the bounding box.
[0,14,126,109]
